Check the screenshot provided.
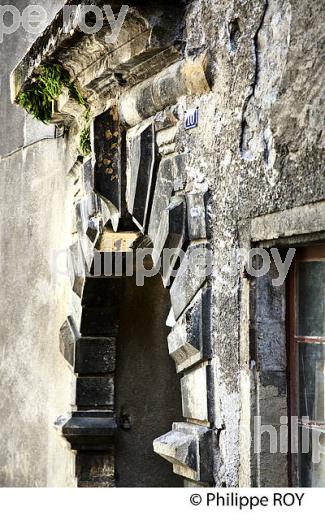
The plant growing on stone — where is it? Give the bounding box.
[18,63,91,155]
[80,126,91,156]
[79,107,91,156]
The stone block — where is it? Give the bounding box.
[173,153,189,191]
[119,58,210,126]
[126,121,157,233]
[152,196,187,286]
[69,241,86,297]
[62,412,117,451]
[156,126,177,156]
[83,159,94,193]
[181,364,213,422]
[255,264,285,322]
[153,422,214,483]
[86,192,101,219]
[24,114,56,148]
[148,157,174,245]
[170,243,212,320]
[76,337,116,375]
[76,376,114,407]
[79,235,94,272]
[80,306,120,337]
[168,287,211,372]
[154,109,178,132]
[81,276,125,307]
[186,191,209,240]
[76,449,115,487]
[256,320,287,372]
[86,217,100,244]
[59,316,78,367]
[75,199,89,236]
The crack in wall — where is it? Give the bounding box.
[239,0,292,186]
[240,0,269,159]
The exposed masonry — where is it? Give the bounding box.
[9,0,325,487]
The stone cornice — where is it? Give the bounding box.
[10,0,183,121]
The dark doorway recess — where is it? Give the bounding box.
[115,274,183,487]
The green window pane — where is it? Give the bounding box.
[299,426,325,487]
[297,261,325,337]
[298,343,325,421]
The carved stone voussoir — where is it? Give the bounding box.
[126,120,157,233]
[170,242,212,321]
[59,316,79,367]
[168,287,211,373]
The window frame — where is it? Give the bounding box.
[288,245,325,486]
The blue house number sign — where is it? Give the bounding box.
[185,108,199,130]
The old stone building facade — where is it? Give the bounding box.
[0,0,324,487]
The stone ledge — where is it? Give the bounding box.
[249,200,325,243]
[153,422,214,483]
[62,411,117,450]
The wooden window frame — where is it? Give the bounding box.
[288,245,325,486]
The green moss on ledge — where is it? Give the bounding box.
[17,63,91,156]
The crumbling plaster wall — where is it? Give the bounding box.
[180,0,324,485]
[0,1,76,486]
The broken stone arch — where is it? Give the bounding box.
[11,0,216,487]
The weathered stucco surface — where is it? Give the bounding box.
[0,1,76,486]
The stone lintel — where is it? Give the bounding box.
[249,200,325,243]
